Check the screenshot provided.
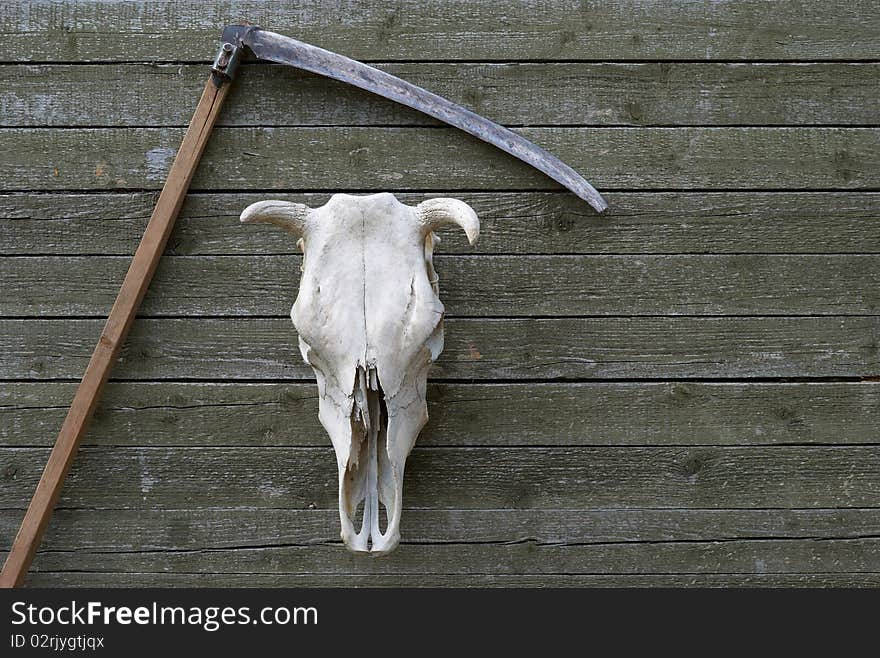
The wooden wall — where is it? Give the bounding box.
[1,1,878,586]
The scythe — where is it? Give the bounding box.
[0,25,606,586]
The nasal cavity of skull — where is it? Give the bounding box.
[345,365,391,544]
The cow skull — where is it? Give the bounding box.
[241,193,479,554]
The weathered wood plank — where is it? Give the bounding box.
[2,446,880,509]
[1,317,876,380]
[14,538,880,575]
[4,63,879,127]
[3,192,878,256]
[20,572,880,588]
[7,508,880,549]
[2,128,877,191]
[1,1,877,61]
[4,255,878,317]
[4,382,879,448]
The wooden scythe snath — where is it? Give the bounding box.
[0,25,606,587]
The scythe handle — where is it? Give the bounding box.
[0,61,237,588]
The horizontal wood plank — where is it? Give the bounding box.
[3,192,878,256]
[19,572,880,587]
[2,446,879,509]
[6,508,879,549]
[13,539,880,575]
[4,382,878,448]
[2,127,877,191]
[1,1,877,61]
[1,317,876,380]
[4,63,878,127]
[4,254,878,317]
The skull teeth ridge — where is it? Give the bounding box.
[340,364,399,554]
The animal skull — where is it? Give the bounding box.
[241,193,479,554]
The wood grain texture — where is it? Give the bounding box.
[1,317,876,380]
[7,509,880,548]
[2,446,880,509]
[4,254,878,317]
[3,192,878,256]
[4,382,879,448]
[4,63,879,127]
[12,539,880,575]
[2,127,877,191]
[2,0,878,587]
[1,0,877,61]
[3,525,878,576]
[18,573,880,588]
[6,508,880,583]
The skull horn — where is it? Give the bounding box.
[416,198,480,245]
[240,200,312,236]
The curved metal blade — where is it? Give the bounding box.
[223,25,607,212]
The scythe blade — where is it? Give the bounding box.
[223,25,608,212]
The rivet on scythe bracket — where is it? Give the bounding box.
[211,42,242,83]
